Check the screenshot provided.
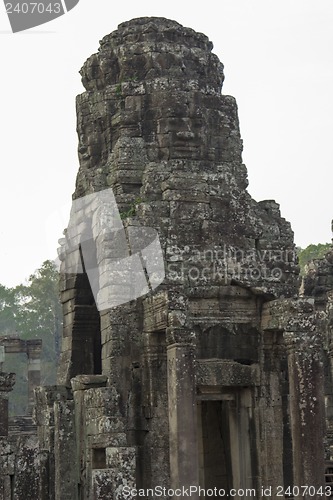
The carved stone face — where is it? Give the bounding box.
[73,17,299,298]
[77,120,102,170]
[77,101,114,172]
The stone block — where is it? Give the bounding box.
[71,375,107,392]
[106,446,136,471]
[54,400,78,500]
[92,466,135,500]
[13,437,40,500]
[86,417,125,436]
[196,359,259,387]
[162,188,209,203]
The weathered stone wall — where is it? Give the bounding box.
[302,246,333,464]
[0,371,43,500]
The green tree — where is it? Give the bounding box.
[298,243,332,275]
[15,260,62,362]
[0,260,62,414]
[0,284,17,334]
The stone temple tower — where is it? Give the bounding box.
[30,17,329,500]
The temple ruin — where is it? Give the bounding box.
[1,16,333,500]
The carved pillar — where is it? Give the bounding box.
[26,340,42,414]
[140,329,169,490]
[257,331,286,494]
[326,292,333,458]
[167,328,199,498]
[0,372,15,437]
[34,385,70,500]
[284,329,325,498]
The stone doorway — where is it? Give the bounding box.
[62,267,102,379]
[197,389,254,499]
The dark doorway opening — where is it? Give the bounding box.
[198,400,232,493]
[197,390,254,499]
[69,241,102,376]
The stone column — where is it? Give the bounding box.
[26,340,42,414]
[256,331,286,495]
[167,328,199,498]
[284,329,325,498]
[34,385,69,500]
[54,399,78,500]
[0,372,15,437]
[140,328,170,491]
[326,292,333,458]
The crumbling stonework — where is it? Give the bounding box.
[1,16,332,500]
[0,337,43,500]
[302,247,333,470]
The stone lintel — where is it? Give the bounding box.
[71,374,107,392]
[196,359,259,388]
[0,337,42,356]
[88,433,127,450]
[189,285,258,324]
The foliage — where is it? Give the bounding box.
[15,260,62,359]
[0,284,17,334]
[0,260,62,415]
[297,243,331,275]
[120,196,145,220]
[115,75,138,98]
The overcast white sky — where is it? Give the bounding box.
[0,0,332,287]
